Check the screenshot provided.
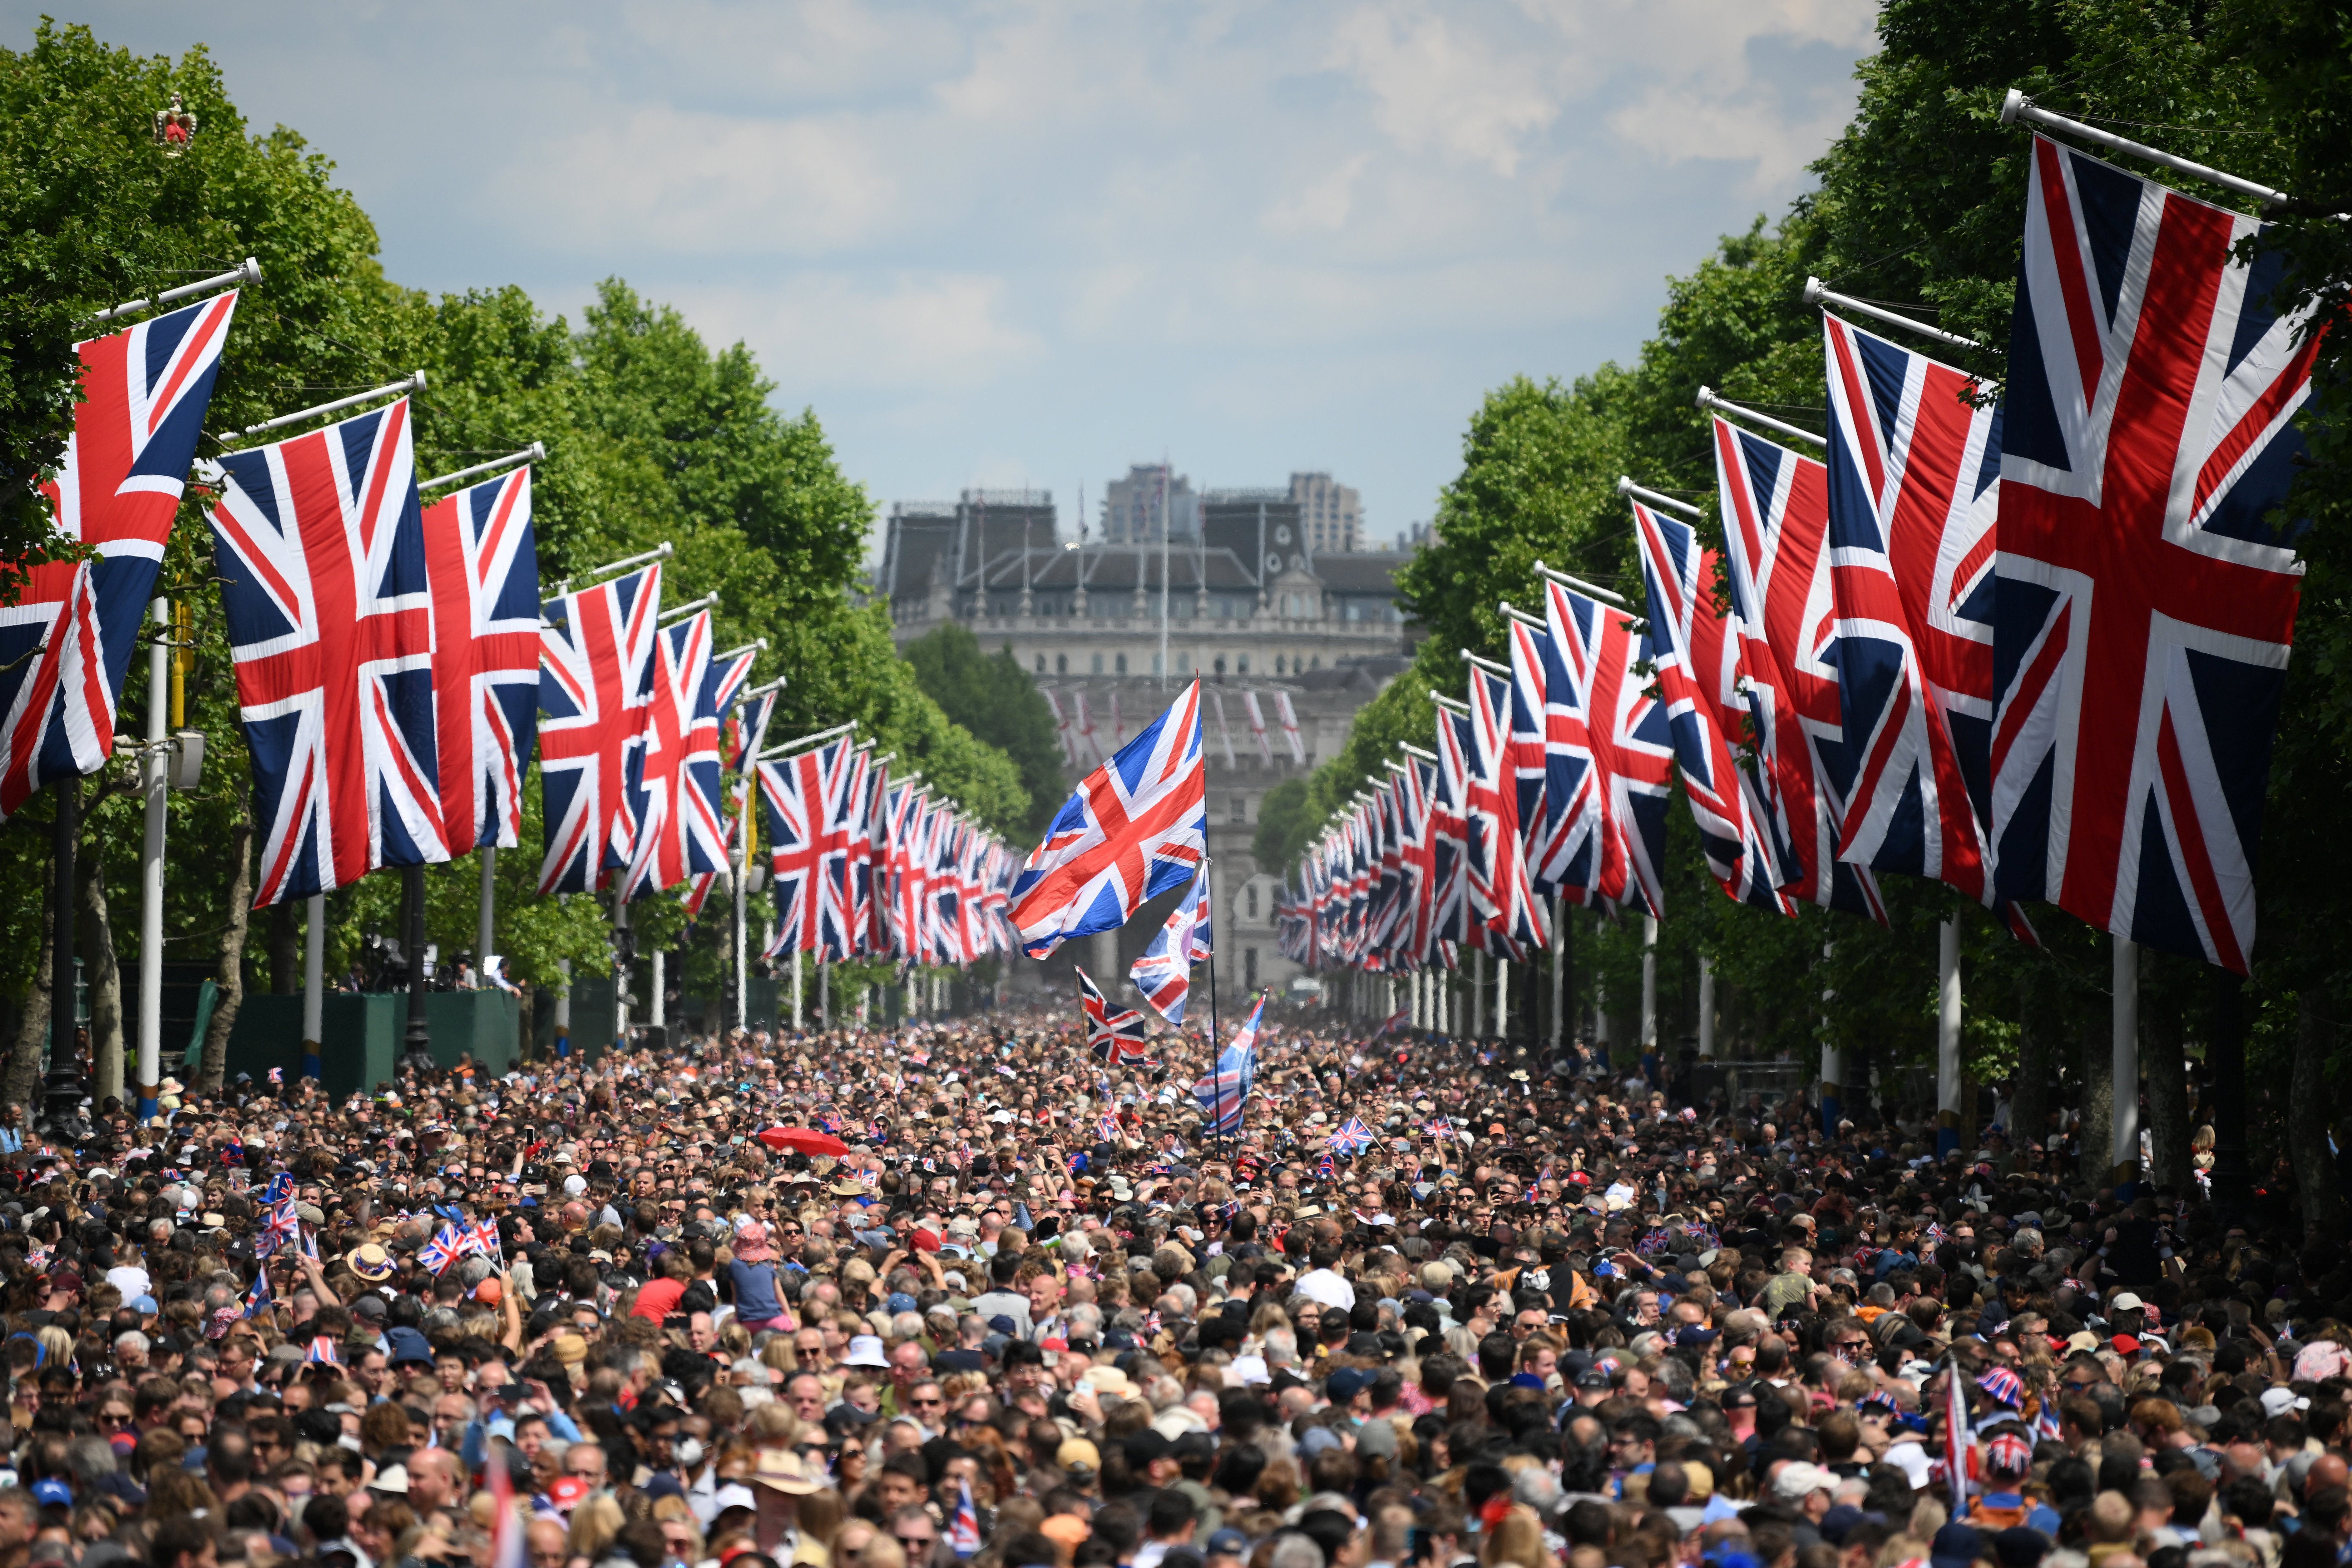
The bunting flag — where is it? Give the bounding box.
[1631,498,1794,913]
[209,397,449,905]
[1129,865,1213,1024]
[1713,417,1888,922]
[421,464,540,853]
[1990,136,2322,972]
[538,563,661,894]
[1,290,239,821]
[1011,682,1206,959]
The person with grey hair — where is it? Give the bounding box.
[1268,1533,1327,1568]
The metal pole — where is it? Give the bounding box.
[554,959,571,1058]
[1697,951,1716,1059]
[2112,934,2140,1176]
[650,948,666,1034]
[403,863,431,1070]
[52,775,77,1082]
[792,954,803,1030]
[818,959,830,1031]
[2208,973,2250,1213]
[1498,960,1510,1047]
[477,845,497,980]
[1820,939,1841,1134]
[733,784,752,1031]
[1549,897,1564,1050]
[2000,89,2290,208]
[1936,919,1963,1155]
[136,598,168,1121]
[1159,463,1171,688]
[612,889,630,1052]
[302,893,324,1082]
[1640,915,1658,1051]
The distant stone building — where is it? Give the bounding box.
[1289,471,1363,552]
[1100,463,1199,545]
[876,485,1420,1007]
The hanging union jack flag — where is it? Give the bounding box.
[1823,314,2038,943]
[1546,579,1672,917]
[1076,964,1156,1066]
[210,398,449,904]
[1012,680,1206,958]
[622,608,723,897]
[759,739,853,957]
[1632,498,1793,914]
[1464,666,1548,955]
[1,291,239,820]
[1130,865,1213,1023]
[1990,136,2325,971]
[421,466,539,854]
[538,564,660,894]
[1713,418,1887,922]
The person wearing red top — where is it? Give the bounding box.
[631,1248,691,1322]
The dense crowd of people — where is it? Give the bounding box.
[0,1007,2342,1568]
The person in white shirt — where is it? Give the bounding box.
[1295,1244,1355,1311]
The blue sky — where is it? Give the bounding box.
[22,1,1881,555]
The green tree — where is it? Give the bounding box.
[901,622,1065,836]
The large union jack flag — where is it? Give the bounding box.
[1011,680,1206,958]
[1128,864,1212,1023]
[1632,499,1794,913]
[759,738,855,957]
[622,609,724,897]
[1,292,239,819]
[210,398,449,904]
[1990,136,2323,971]
[1714,418,1887,922]
[1824,314,2039,941]
[1465,667,1548,955]
[1076,964,1156,1066]
[1428,702,1473,950]
[1544,579,1672,917]
[538,564,660,894]
[421,466,539,853]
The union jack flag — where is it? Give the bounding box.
[1465,666,1547,955]
[1990,136,2323,972]
[1012,681,1206,958]
[759,739,855,957]
[1315,1150,1337,1182]
[210,398,449,904]
[1428,705,1473,947]
[1545,579,1671,916]
[243,1269,272,1319]
[1325,1114,1376,1159]
[950,1479,982,1560]
[2,291,238,820]
[623,609,724,897]
[815,1105,843,1135]
[1076,964,1156,1066]
[1097,1111,1120,1142]
[1193,1053,1250,1135]
[538,564,660,894]
[421,466,539,853]
[1631,499,1793,913]
[1713,418,1887,921]
[1503,618,1552,877]
[417,1222,463,1275]
[1129,864,1212,1023]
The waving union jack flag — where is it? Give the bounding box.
[421,466,539,853]
[1991,136,2324,971]
[1464,667,1546,955]
[209,398,449,904]
[2,292,239,820]
[539,564,660,894]
[417,1223,463,1276]
[1076,965,1156,1066]
[1129,865,1213,1023]
[759,739,855,957]
[1545,579,1671,916]
[623,609,723,897]
[1325,1115,1376,1159]
[1012,681,1206,958]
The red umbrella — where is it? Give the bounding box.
[758,1126,848,1157]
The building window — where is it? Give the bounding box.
[1035,653,1046,673]
[1275,655,1286,675]
[1237,654,1249,674]
[1214,655,1226,676]
[1244,882,1260,920]
[1152,653,1162,675]
[1230,793,1246,823]
[1245,946,1259,991]
[1091,653,1104,675]
[1115,653,1128,675]
[1057,654,1068,675]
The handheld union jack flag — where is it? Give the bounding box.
[1128,865,1212,1024]
[1076,965,1156,1066]
[1991,137,2323,971]
[1545,579,1671,917]
[1632,499,1793,914]
[210,398,450,904]
[1325,1115,1376,1159]
[421,466,539,853]
[539,564,660,894]
[2,291,238,820]
[1193,1056,1249,1135]
[1712,418,1887,922]
[417,1223,462,1275]
[1315,1150,1337,1181]
[1012,681,1206,958]
[622,609,723,897]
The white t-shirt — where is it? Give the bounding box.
[106,1265,151,1303]
[1296,1268,1356,1311]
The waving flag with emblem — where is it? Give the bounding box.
[1632,499,1793,913]
[2,291,239,820]
[1713,418,1887,922]
[622,608,720,897]
[538,564,661,893]
[1012,681,1206,958]
[1076,965,1156,1066]
[421,466,540,853]
[1990,136,2324,972]
[209,398,449,904]
[1129,865,1213,1024]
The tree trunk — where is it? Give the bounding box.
[2292,987,2346,1246]
[197,783,254,1095]
[2011,968,2053,1160]
[3,869,52,1110]
[80,844,124,1110]
[268,900,300,996]
[2143,955,2191,1193]
[2078,999,2113,1190]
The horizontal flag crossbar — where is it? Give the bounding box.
[1397,742,1439,762]
[759,720,857,760]
[1697,386,1826,450]
[84,257,261,328]
[1613,478,1705,522]
[1802,278,1984,353]
[420,442,545,494]
[658,592,719,624]
[742,675,788,699]
[237,371,425,440]
[555,542,672,598]
[2001,90,2288,209]
[1459,648,1509,677]
[1500,601,1544,629]
[1534,560,1632,607]
[714,639,768,665]
[1428,688,1471,715]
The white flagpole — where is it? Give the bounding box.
[136,597,169,1120]
[1937,919,1963,1154]
[303,893,324,1081]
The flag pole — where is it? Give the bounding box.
[1204,855,1225,1160]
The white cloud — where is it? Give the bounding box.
[1325,4,1565,176]
[683,272,1044,391]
